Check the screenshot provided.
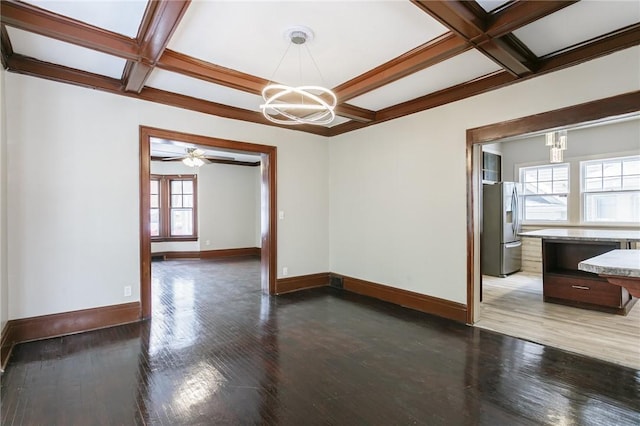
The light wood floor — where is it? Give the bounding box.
[476,272,640,370]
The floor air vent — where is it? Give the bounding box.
[330,275,344,289]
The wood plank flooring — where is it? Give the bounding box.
[2,258,639,425]
[477,272,640,369]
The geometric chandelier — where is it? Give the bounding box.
[545,129,568,163]
[260,26,336,126]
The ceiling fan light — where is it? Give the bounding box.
[182,157,195,167]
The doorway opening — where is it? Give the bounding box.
[139,126,277,319]
[466,91,640,368]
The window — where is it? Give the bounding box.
[520,164,569,221]
[150,174,198,241]
[582,155,640,223]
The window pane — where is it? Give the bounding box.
[584,178,602,192]
[553,181,568,193]
[623,159,640,175]
[150,209,160,236]
[151,180,159,194]
[182,180,193,194]
[524,195,567,221]
[523,182,537,195]
[538,168,552,182]
[150,194,159,208]
[171,180,182,194]
[603,177,621,191]
[553,167,568,180]
[603,161,621,177]
[584,163,602,178]
[585,192,640,222]
[183,194,193,208]
[171,209,193,235]
[523,169,537,183]
[537,181,552,194]
[623,175,640,190]
[171,194,182,207]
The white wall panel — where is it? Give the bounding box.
[6,76,329,319]
[329,47,640,304]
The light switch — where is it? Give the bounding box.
[278,210,285,220]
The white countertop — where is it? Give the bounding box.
[518,228,640,242]
[578,250,640,278]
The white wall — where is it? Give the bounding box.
[5,45,639,319]
[329,47,640,304]
[6,74,329,319]
[0,70,8,332]
[150,160,260,253]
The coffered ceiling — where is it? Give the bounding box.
[2,0,639,137]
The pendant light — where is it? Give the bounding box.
[260,26,336,126]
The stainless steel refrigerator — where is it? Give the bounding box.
[482,182,522,277]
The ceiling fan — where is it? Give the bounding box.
[160,147,236,167]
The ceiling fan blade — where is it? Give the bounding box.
[205,155,236,161]
[162,156,185,161]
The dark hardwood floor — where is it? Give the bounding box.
[2,257,639,425]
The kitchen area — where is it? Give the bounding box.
[477,116,640,369]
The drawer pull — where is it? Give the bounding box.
[571,285,590,290]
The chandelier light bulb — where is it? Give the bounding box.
[260,26,336,126]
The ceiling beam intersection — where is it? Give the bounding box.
[411,0,561,77]
[122,0,191,93]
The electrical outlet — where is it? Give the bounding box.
[282,267,288,276]
[124,286,132,297]
[205,240,210,246]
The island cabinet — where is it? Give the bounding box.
[542,240,635,315]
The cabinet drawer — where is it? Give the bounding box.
[544,275,623,308]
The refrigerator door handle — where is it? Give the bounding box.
[505,241,522,248]
[511,187,517,234]
[513,187,519,234]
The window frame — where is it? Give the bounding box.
[519,163,570,224]
[580,155,640,225]
[150,174,198,242]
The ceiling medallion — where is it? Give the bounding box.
[260,26,336,126]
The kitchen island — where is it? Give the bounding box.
[579,250,640,298]
[519,229,640,315]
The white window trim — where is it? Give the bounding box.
[518,162,570,225]
[580,154,640,226]
[514,150,640,228]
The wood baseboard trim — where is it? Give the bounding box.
[276,273,331,294]
[153,247,261,260]
[337,274,467,323]
[200,247,261,259]
[1,322,12,373]
[0,302,141,371]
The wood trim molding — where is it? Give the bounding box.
[0,24,13,69]
[153,247,261,260]
[123,0,191,93]
[465,90,640,324]
[411,0,536,77]
[467,90,640,143]
[276,273,330,294]
[0,302,140,371]
[1,322,12,372]
[337,274,468,323]
[334,32,470,103]
[4,3,637,137]
[140,126,277,319]
[1,0,138,60]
